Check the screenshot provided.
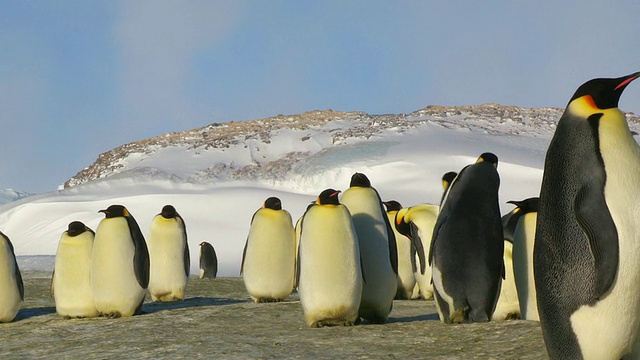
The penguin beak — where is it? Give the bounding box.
[330,190,341,198]
[98,209,108,215]
[614,72,640,91]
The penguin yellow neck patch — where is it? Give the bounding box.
[568,95,623,120]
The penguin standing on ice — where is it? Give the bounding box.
[241,197,296,303]
[147,205,190,302]
[383,200,417,300]
[52,221,98,318]
[341,172,397,323]
[429,153,503,323]
[199,242,218,279]
[297,189,363,327]
[535,72,640,359]
[92,205,149,318]
[0,231,23,323]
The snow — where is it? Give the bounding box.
[0,114,552,277]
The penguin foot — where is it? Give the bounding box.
[102,312,121,319]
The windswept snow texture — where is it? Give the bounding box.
[3,105,640,276]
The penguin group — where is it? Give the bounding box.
[2,71,640,359]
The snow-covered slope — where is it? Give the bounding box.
[2,104,639,277]
[0,189,32,206]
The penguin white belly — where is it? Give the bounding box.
[570,128,640,359]
[53,233,97,318]
[431,262,454,322]
[392,220,416,300]
[147,219,188,301]
[0,241,21,323]
[92,219,145,317]
[512,214,538,321]
[298,206,362,326]
[412,214,437,300]
[243,211,296,302]
[492,241,520,321]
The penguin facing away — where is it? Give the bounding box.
[297,189,363,327]
[383,200,417,300]
[147,205,190,302]
[430,153,503,323]
[341,172,398,324]
[52,221,98,318]
[92,205,149,318]
[199,242,218,279]
[241,197,296,303]
[534,72,640,360]
[0,231,23,323]
[508,197,539,321]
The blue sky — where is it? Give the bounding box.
[2,1,640,193]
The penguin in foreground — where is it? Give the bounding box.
[341,172,398,324]
[508,197,539,321]
[241,197,296,303]
[297,189,363,327]
[92,205,149,318]
[199,242,218,279]
[147,205,190,302]
[383,200,417,300]
[430,153,503,323]
[534,72,640,360]
[0,231,23,323]
[52,221,98,318]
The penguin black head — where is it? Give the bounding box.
[160,205,178,219]
[318,189,341,205]
[394,208,411,239]
[349,172,371,188]
[383,200,402,212]
[441,171,458,191]
[263,197,282,210]
[569,72,640,110]
[507,197,539,214]
[99,204,129,218]
[476,152,498,168]
[67,221,91,237]
[199,241,210,247]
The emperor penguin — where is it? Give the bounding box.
[394,203,440,300]
[534,72,640,360]
[297,189,363,327]
[0,231,23,323]
[147,205,190,302]
[507,197,539,321]
[492,238,520,321]
[198,242,218,279]
[430,153,503,323]
[52,221,98,318]
[341,172,397,323]
[92,205,149,318]
[241,197,296,303]
[383,200,417,300]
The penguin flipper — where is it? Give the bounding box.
[50,269,55,297]
[15,258,24,301]
[240,238,248,276]
[376,189,398,275]
[183,241,190,278]
[126,216,150,289]
[409,222,426,275]
[574,181,619,300]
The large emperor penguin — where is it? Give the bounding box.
[52,221,98,318]
[241,197,296,303]
[0,231,23,323]
[534,72,640,360]
[394,203,440,300]
[383,200,417,300]
[92,205,149,318]
[297,189,363,327]
[430,153,503,323]
[341,172,398,323]
[198,241,218,279]
[507,197,539,321]
[147,205,190,302]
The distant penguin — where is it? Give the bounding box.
[534,72,640,359]
[492,240,520,321]
[241,197,296,303]
[92,205,149,318]
[508,198,539,321]
[430,153,503,323]
[0,231,23,323]
[341,172,397,323]
[147,205,190,302]
[383,200,417,300]
[297,189,363,327]
[394,203,440,300]
[52,221,98,318]
[199,242,218,279]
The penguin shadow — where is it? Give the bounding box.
[14,306,57,321]
[389,312,440,323]
[141,296,244,315]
